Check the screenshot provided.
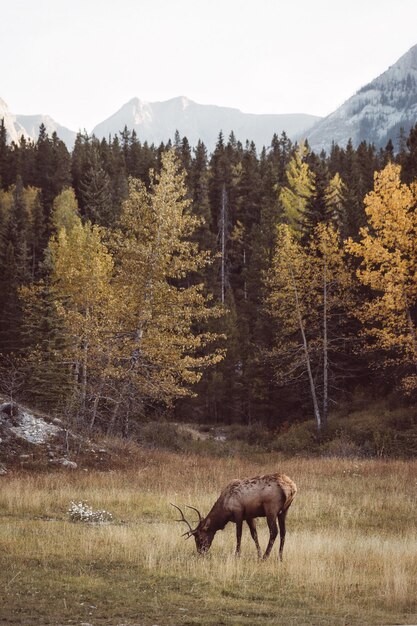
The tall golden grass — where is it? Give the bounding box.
[1,452,416,625]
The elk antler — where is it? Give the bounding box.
[170,503,196,538]
[186,505,203,522]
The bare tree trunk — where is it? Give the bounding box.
[90,379,106,431]
[243,247,247,301]
[80,339,88,411]
[290,266,322,431]
[220,184,227,304]
[322,256,328,429]
[403,290,417,373]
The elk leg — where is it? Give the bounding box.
[235,518,243,556]
[278,508,288,561]
[262,514,278,560]
[246,518,262,559]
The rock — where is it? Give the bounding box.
[0,464,7,475]
[0,402,19,417]
[50,457,77,469]
[10,411,61,444]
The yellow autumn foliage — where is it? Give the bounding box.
[347,163,417,385]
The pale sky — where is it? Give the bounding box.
[1,0,417,133]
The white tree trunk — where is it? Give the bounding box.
[290,266,322,430]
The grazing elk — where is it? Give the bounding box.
[172,472,297,560]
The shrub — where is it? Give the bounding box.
[138,421,191,451]
[272,421,318,455]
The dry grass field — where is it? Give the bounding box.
[1,450,416,625]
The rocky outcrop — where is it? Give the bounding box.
[305,43,417,152]
[0,399,106,472]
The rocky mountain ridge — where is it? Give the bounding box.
[0,98,76,148]
[305,44,417,152]
[3,43,417,153]
[91,96,320,151]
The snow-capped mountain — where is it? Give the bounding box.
[92,96,320,151]
[305,44,417,153]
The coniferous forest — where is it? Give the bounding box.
[2,119,417,436]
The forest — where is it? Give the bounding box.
[1,119,417,437]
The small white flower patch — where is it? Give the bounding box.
[68,501,113,524]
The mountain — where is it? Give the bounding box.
[0,98,76,148]
[0,98,30,143]
[16,114,77,149]
[305,44,417,153]
[10,40,417,157]
[92,96,320,151]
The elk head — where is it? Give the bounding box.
[171,503,215,554]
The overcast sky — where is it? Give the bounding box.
[1,0,417,132]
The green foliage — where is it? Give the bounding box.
[272,402,417,458]
[137,421,193,451]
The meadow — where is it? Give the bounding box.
[1,450,416,625]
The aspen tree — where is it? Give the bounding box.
[279,143,316,236]
[267,223,354,429]
[267,224,322,429]
[108,150,223,429]
[48,216,114,414]
[347,163,417,391]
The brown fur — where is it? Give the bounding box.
[173,472,297,560]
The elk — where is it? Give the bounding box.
[171,472,297,560]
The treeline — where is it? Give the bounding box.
[1,119,417,433]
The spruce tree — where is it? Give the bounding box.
[79,146,114,226]
[0,118,11,189]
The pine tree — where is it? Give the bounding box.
[79,145,114,226]
[19,280,73,409]
[126,130,142,178]
[71,132,91,209]
[108,136,128,216]
[15,136,36,189]
[334,139,365,238]
[304,153,331,234]
[25,187,45,279]
[0,178,31,353]
[34,125,71,224]
[0,118,11,189]
[403,123,417,183]
[325,173,346,234]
